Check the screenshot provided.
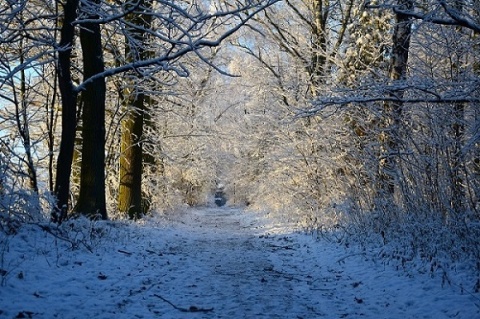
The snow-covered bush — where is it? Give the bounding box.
[0,148,53,231]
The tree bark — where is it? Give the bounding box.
[76,0,107,219]
[118,93,144,219]
[378,0,413,198]
[54,0,80,222]
[309,0,329,95]
[118,0,152,219]
[448,0,466,216]
[18,43,38,193]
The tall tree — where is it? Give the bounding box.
[374,0,479,215]
[118,0,152,219]
[71,0,278,219]
[378,0,413,198]
[446,0,469,216]
[2,0,282,221]
[54,0,80,221]
[228,0,370,212]
[75,0,107,219]
[309,0,330,95]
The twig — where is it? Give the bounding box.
[263,266,302,282]
[35,223,93,253]
[153,294,214,313]
[336,253,366,264]
[267,244,294,250]
[145,249,164,256]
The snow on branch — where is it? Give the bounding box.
[300,79,480,117]
[438,0,480,32]
[74,0,280,92]
[365,0,480,33]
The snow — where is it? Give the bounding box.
[1,207,479,319]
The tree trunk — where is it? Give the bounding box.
[76,0,107,219]
[54,0,80,222]
[118,94,144,219]
[448,0,466,217]
[18,43,38,193]
[450,102,465,215]
[378,0,413,198]
[118,0,152,219]
[309,0,328,96]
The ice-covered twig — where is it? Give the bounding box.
[153,294,214,313]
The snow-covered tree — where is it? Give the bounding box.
[52,0,280,219]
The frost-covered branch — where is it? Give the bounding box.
[365,0,480,33]
[301,79,480,117]
[75,0,280,91]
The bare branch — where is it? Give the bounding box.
[300,79,480,117]
[75,0,280,91]
[365,0,480,33]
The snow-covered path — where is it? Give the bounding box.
[1,207,479,318]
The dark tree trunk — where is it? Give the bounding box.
[378,0,413,198]
[448,0,466,217]
[54,0,80,222]
[450,101,465,216]
[76,0,107,219]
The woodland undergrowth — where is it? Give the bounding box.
[305,203,480,295]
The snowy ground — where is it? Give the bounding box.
[1,207,479,319]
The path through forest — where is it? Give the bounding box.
[1,207,478,318]
[154,207,332,318]
[120,207,478,318]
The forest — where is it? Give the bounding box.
[1,0,480,291]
